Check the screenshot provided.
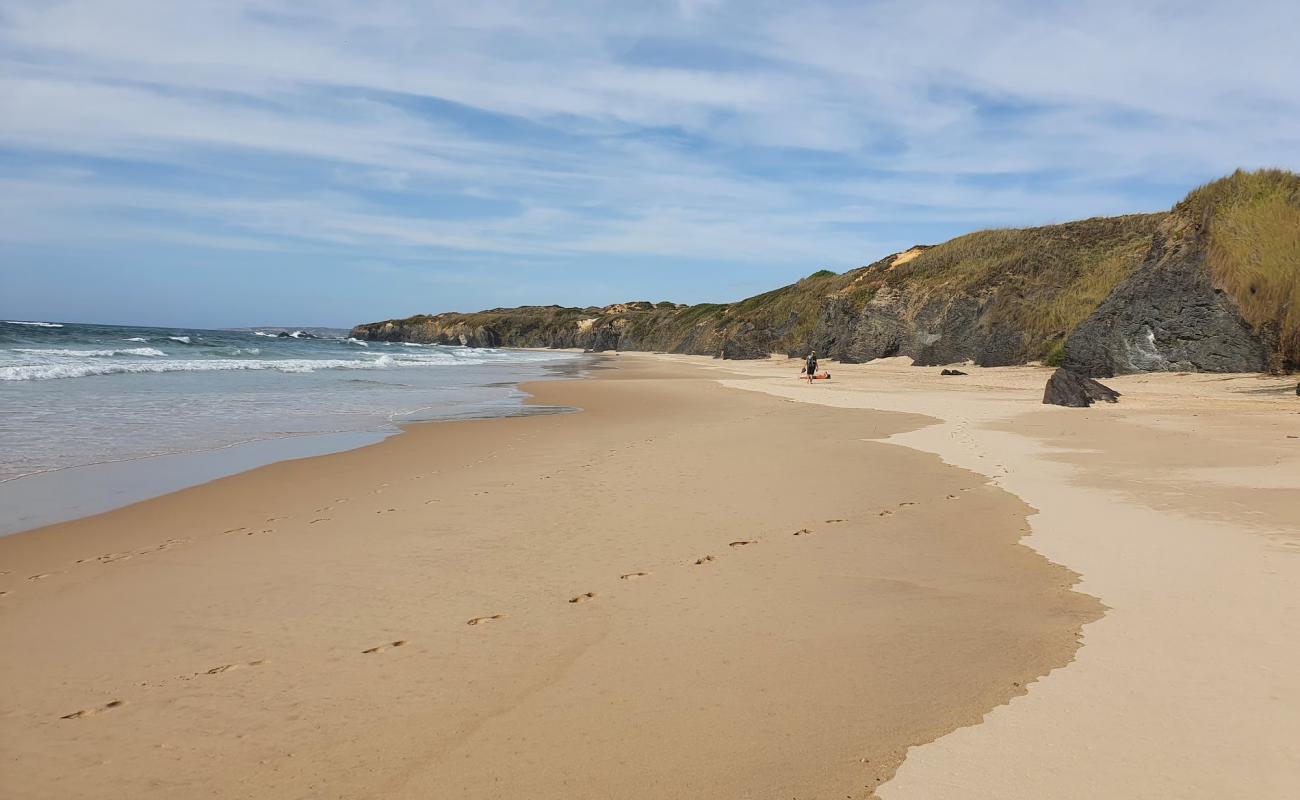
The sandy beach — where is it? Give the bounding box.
[699,354,1300,798]
[2,354,1297,798]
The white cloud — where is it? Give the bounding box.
[1,0,1297,279]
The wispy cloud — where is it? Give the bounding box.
[1,0,1296,325]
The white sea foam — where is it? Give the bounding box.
[13,347,166,358]
[4,320,63,327]
[124,337,149,342]
[169,336,193,344]
[0,350,530,381]
[346,338,369,346]
[400,342,427,347]
[252,331,275,337]
[2,358,374,381]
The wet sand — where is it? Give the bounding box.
[692,354,1300,799]
[0,356,1096,799]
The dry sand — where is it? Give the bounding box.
[0,356,1096,799]
[686,354,1300,799]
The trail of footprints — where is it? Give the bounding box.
[57,488,972,719]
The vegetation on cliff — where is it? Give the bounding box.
[1187,169,1300,370]
[353,170,1298,374]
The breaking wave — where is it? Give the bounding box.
[13,347,166,358]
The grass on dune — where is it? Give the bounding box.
[889,214,1163,359]
[1182,169,1300,370]
[720,269,863,347]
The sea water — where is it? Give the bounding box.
[0,320,584,533]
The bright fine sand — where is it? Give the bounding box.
[2,354,1297,798]
[695,354,1300,799]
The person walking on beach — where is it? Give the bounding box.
[804,350,818,383]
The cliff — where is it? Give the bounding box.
[1065,169,1299,375]
[352,170,1299,374]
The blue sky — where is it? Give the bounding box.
[1,0,1298,328]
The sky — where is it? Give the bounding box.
[1,0,1298,329]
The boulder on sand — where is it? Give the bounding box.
[1043,368,1122,408]
[940,369,967,376]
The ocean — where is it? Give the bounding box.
[0,320,584,533]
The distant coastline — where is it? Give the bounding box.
[354,170,1299,377]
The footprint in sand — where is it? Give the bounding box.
[375,508,397,514]
[825,518,846,524]
[728,540,756,547]
[62,700,125,720]
[309,518,330,524]
[204,660,267,675]
[568,592,598,604]
[28,573,52,581]
[793,528,813,536]
[223,527,247,535]
[467,614,505,626]
[619,571,650,580]
[694,555,715,565]
[878,510,895,517]
[362,640,409,654]
[946,494,959,500]
[899,501,917,507]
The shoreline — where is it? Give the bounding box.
[0,353,592,537]
[0,354,1096,799]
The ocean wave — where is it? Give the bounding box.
[169,336,193,344]
[346,338,369,347]
[124,337,149,342]
[4,320,63,327]
[252,331,275,337]
[0,344,575,381]
[1,357,388,381]
[13,347,166,358]
[400,342,427,347]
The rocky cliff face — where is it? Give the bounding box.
[353,171,1297,375]
[1063,217,1270,376]
[1065,169,1299,376]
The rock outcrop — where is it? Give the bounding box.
[1066,169,1298,376]
[1063,214,1270,376]
[1042,369,1121,407]
[352,171,1297,375]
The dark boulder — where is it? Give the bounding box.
[1043,368,1122,407]
[940,369,968,376]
